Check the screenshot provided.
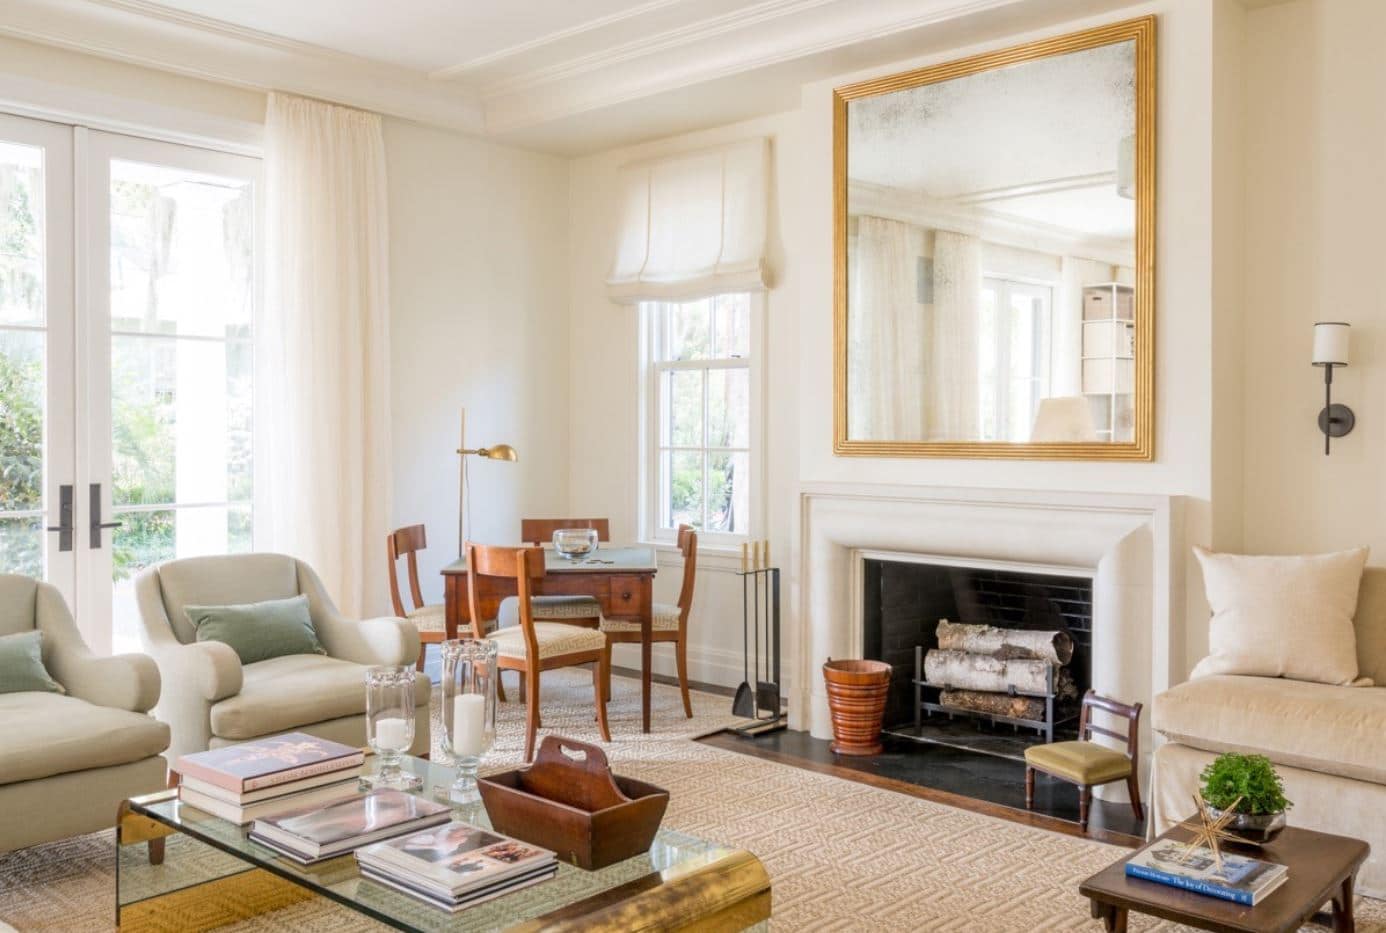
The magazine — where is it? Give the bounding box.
[249,789,450,862]
[357,821,557,897]
[1125,842,1289,906]
[177,732,363,793]
[359,864,557,913]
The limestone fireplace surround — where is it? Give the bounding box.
[793,482,1184,792]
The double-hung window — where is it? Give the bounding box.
[642,292,758,545]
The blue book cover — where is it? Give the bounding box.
[1125,842,1288,906]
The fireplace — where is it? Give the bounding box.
[861,556,1094,759]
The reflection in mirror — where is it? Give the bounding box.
[844,37,1138,446]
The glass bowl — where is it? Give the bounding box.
[553,528,599,561]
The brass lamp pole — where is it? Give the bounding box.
[457,407,518,555]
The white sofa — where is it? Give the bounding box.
[0,574,169,853]
[1152,567,1386,896]
[134,553,430,762]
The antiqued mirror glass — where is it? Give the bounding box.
[834,18,1154,459]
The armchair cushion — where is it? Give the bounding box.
[0,692,169,785]
[209,655,430,741]
[0,630,64,695]
[188,594,326,665]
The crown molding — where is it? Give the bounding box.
[0,0,484,132]
[480,0,1022,136]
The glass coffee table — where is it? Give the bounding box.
[116,756,770,931]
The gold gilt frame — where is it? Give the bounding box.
[833,15,1156,460]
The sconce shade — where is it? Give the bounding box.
[1313,322,1350,366]
[1030,396,1098,442]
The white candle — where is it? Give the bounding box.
[374,716,410,752]
[453,694,487,756]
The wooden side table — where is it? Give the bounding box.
[1080,825,1368,933]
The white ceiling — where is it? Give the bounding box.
[0,0,1155,153]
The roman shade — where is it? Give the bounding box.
[606,138,770,303]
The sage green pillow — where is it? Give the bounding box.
[186,594,326,665]
[0,630,65,695]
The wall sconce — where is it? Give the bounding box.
[1312,322,1354,455]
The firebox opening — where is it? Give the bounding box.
[862,557,1094,761]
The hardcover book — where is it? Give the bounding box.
[1125,842,1289,906]
[176,732,363,793]
[249,789,451,862]
[357,822,556,896]
[179,777,361,825]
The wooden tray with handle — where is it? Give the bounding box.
[477,736,669,870]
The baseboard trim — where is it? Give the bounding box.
[610,665,736,698]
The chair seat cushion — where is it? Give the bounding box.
[1024,740,1132,785]
[210,655,430,741]
[0,692,169,785]
[406,604,446,633]
[600,602,680,633]
[498,596,602,627]
[1153,674,1386,785]
[488,622,605,661]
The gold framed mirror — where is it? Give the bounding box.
[833,16,1154,460]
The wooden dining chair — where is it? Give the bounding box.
[466,542,611,762]
[1024,690,1144,831]
[600,524,697,719]
[509,517,612,630]
[386,524,447,671]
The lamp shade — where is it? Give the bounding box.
[478,444,518,462]
[1030,396,1098,442]
[1312,322,1350,366]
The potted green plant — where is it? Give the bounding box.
[1199,752,1292,845]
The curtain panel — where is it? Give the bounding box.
[606,138,770,303]
[258,92,393,618]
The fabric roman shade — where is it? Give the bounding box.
[606,138,770,303]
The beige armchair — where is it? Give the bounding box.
[0,574,169,853]
[134,553,430,762]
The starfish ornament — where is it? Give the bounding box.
[1175,794,1244,870]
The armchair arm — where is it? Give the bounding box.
[35,583,163,712]
[295,560,420,666]
[150,640,244,703]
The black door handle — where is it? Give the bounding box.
[89,484,122,549]
[43,484,74,552]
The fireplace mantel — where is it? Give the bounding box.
[793,482,1184,789]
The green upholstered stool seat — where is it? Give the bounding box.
[1024,740,1132,785]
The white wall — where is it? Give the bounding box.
[1241,0,1386,558]
[386,119,571,604]
[567,111,799,686]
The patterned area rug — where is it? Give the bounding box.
[2,671,1383,931]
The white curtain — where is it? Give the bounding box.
[847,216,927,440]
[607,138,769,302]
[259,92,392,618]
[929,230,982,440]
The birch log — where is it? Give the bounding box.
[940,689,1047,721]
[935,620,1074,665]
[923,649,1056,696]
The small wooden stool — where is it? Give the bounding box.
[1024,690,1143,831]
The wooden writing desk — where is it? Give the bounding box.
[443,547,658,733]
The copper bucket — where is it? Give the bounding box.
[821,658,892,756]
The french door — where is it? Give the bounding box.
[0,113,259,653]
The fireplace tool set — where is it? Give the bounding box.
[731,540,786,735]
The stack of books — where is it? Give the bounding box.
[249,789,452,864]
[1125,842,1289,906]
[357,822,558,912]
[175,732,365,825]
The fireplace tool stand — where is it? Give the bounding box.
[730,563,786,736]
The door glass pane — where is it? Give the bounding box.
[0,139,47,579]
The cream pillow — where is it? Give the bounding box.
[1192,546,1370,686]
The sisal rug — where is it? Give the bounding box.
[2,671,1382,931]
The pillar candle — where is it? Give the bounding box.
[453,693,487,756]
[374,716,410,752]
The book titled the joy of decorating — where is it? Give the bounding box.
[1124,841,1288,906]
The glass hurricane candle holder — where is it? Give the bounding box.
[441,638,498,805]
[364,665,422,791]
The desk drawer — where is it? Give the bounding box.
[604,575,650,619]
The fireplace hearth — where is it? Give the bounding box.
[860,557,1094,761]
